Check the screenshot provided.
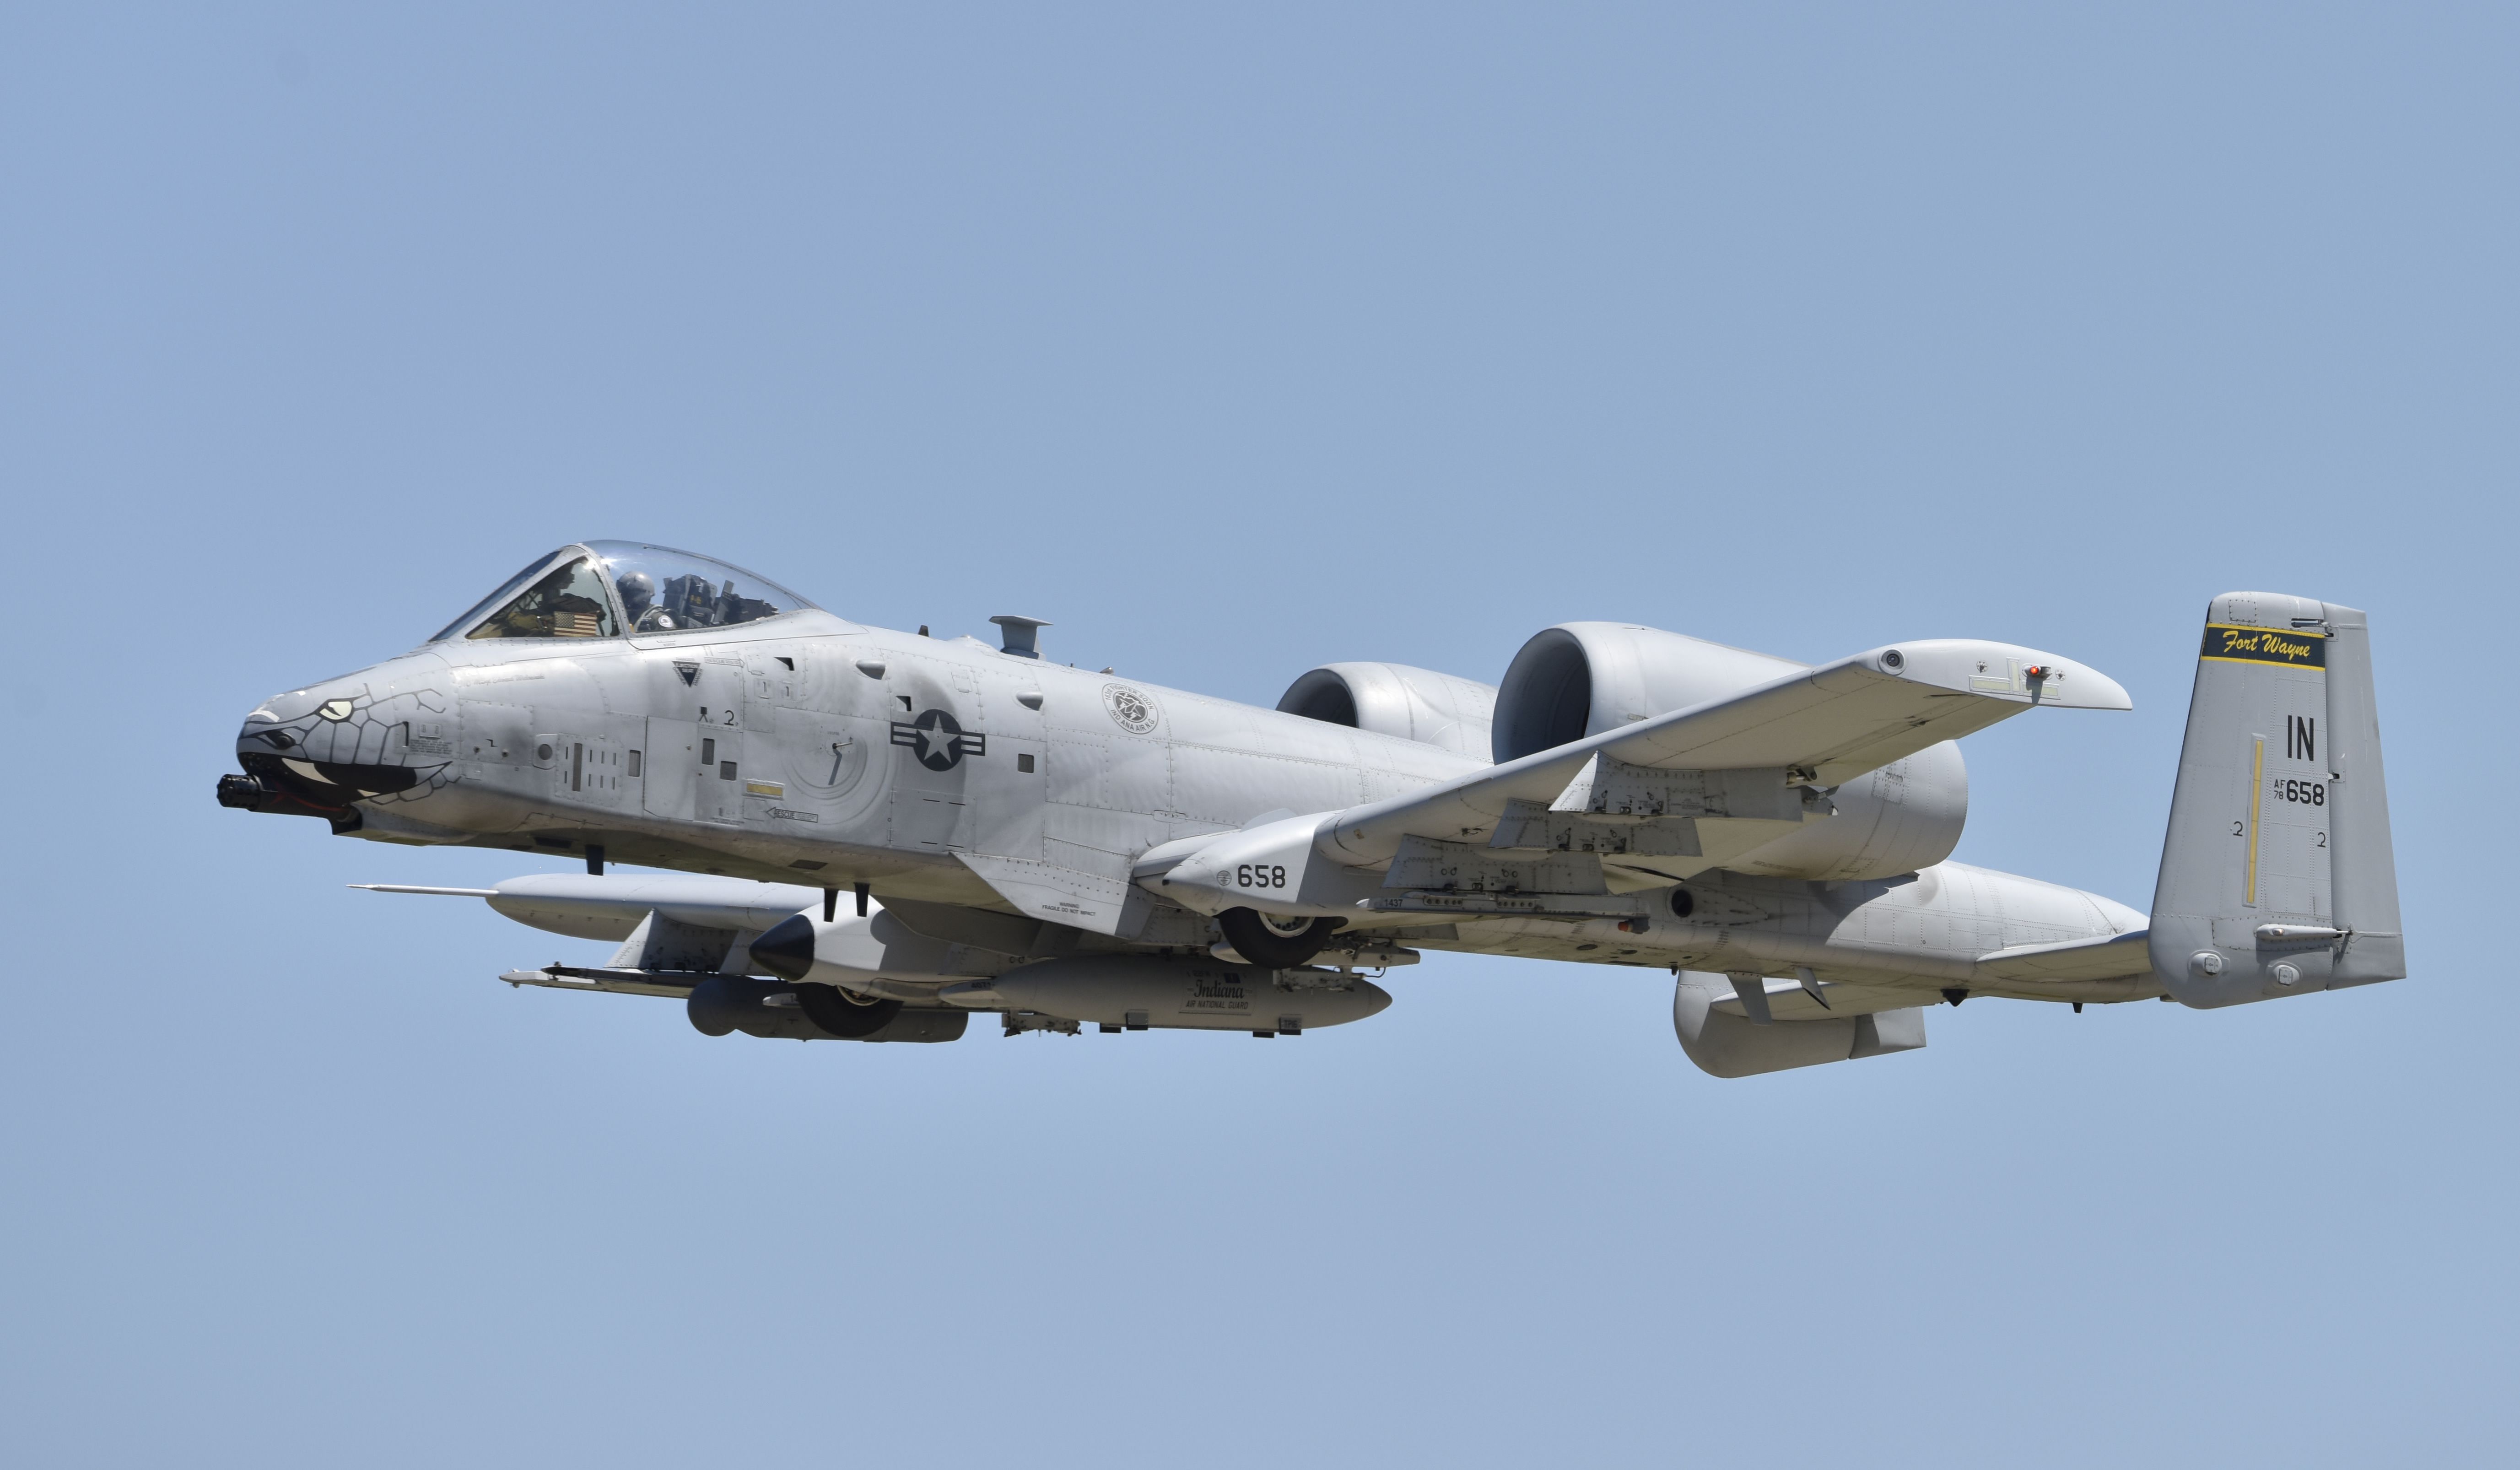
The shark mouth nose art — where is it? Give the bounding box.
[220,678,458,821]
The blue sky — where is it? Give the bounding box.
[4,5,2512,1465]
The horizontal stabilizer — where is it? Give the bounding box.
[1975,930,2155,985]
[1673,971,1929,1078]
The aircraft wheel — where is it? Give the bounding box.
[1218,907,1342,968]
[793,983,904,1039]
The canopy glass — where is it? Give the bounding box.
[429,542,816,642]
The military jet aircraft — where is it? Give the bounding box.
[219,541,2403,1076]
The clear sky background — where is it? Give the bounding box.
[4,5,2512,1466]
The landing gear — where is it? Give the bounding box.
[1218,908,1342,968]
[793,983,903,1038]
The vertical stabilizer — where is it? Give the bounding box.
[2150,593,2404,1007]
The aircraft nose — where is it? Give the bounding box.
[219,656,453,818]
[243,679,397,764]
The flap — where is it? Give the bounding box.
[1321,639,2127,865]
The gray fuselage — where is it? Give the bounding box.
[236,601,2150,1014]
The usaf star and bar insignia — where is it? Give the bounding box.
[890,708,987,771]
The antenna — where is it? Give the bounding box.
[989,615,1050,659]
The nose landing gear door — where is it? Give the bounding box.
[646,652,750,826]
[642,718,698,821]
[696,726,745,825]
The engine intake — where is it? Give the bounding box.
[1277,663,1495,760]
[1494,623,1805,762]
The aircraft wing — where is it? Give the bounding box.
[1319,639,2128,864]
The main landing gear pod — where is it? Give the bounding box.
[1216,907,1344,967]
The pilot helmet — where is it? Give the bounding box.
[615,570,657,620]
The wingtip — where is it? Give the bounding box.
[1872,639,2132,710]
[2046,659,2134,712]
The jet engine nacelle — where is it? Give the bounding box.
[939,955,1392,1034]
[1278,663,1496,760]
[1719,744,1968,880]
[1493,622,1969,881]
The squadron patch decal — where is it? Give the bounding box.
[1101,682,1160,735]
[890,708,986,771]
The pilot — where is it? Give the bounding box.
[616,570,658,627]
[621,571,685,632]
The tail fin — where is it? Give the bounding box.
[2150,593,2405,1007]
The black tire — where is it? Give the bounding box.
[793,983,904,1039]
[1217,907,1343,968]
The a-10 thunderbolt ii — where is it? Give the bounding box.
[217,541,2405,1077]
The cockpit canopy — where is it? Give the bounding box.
[431,542,816,643]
